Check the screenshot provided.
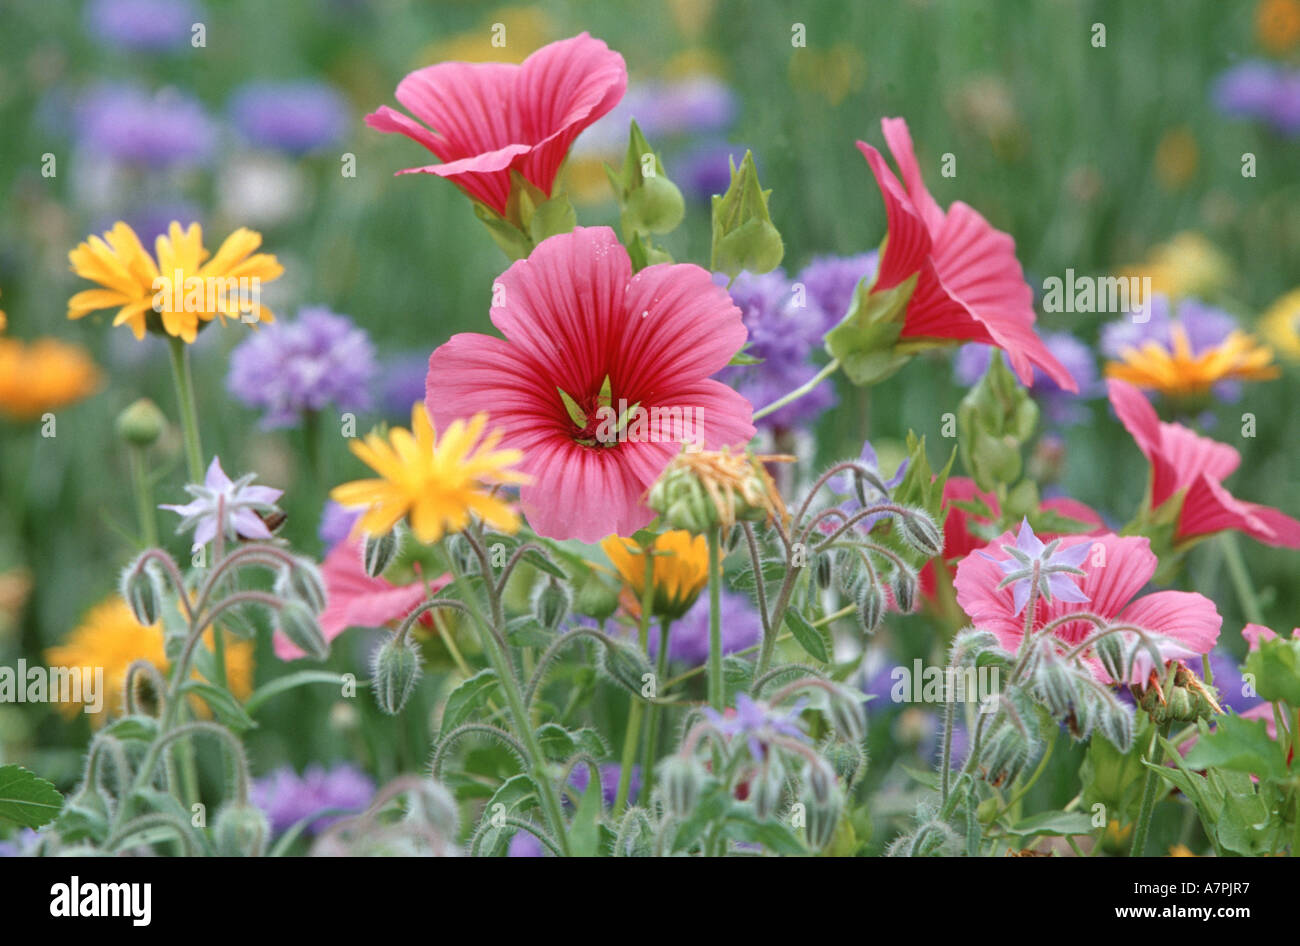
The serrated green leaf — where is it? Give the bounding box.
[0,764,64,829]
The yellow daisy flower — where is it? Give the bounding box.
[1260,289,1300,362]
[601,530,710,620]
[67,220,283,343]
[1115,232,1231,301]
[331,403,528,543]
[0,335,101,420]
[46,597,253,725]
[1104,323,1279,397]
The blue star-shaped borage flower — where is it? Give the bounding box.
[977,518,1090,616]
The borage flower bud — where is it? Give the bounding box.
[891,566,918,614]
[371,634,422,715]
[658,755,706,817]
[856,581,885,635]
[802,785,843,852]
[403,779,459,838]
[278,600,329,661]
[120,558,163,626]
[751,758,786,821]
[601,639,654,698]
[214,803,269,857]
[573,572,620,622]
[1095,632,1129,683]
[275,556,327,614]
[115,398,167,448]
[362,527,401,578]
[827,689,867,744]
[897,509,943,558]
[532,577,570,631]
[814,550,835,590]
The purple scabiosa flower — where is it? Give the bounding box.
[795,252,880,336]
[715,270,837,430]
[85,0,203,52]
[228,81,350,154]
[160,457,283,546]
[1206,649,1253,715]
[75,84,216,168]
[1212,61,1281,119]
[977,519,1089,616]
[650,589,762,666]
[318,500,360,549]
[378,352,431,418]
[226,307,376,429]
[704,694,809,761]
[955,331,1099,425]
[250,764,375,836]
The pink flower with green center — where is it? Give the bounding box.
[425,226,754,542]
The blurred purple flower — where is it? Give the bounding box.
[580,77,737,155]
[0,829,39,858]
[508,831,545,857]
[76,83,216,167]
[250,764,375,836]
[675,140,750,202]
[227,307,376,428]
[715,270,836,430]
[651,588,762,666]
[796,252,880,335]
[569,763,639,807]
[318,500,360,549]
[85,0,202,52]
[378,352,431,418]
[117,203,204,245]
[228,81,350,154]
[705,694,808,761]
[160,456,283,546]
[1211,61,1300,136]
[1207,649,1254,715]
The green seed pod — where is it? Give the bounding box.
[532,577,570,631]
[276,556,327,614]
[214,803,269,857]
[362,529,401,578]
[120,559,162,626]
[115,397,167,447]
[658,755,705,817]
[279,600,329,661]
[371,634,422,715]
[898,510,943,558]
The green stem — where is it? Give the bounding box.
[1129,720,1172,857]
[706,526,724,711]
[752,358,839,422]
[128,445,158,547]
[639,619,673,804]
[1220,532,1264,625]
[615,554,656,813]
[166,336,204,482]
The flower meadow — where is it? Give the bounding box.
[2,1,1300,869]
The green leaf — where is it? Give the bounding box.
[180,681,256,732]
[476,774,541,856]
[783,609,831,663]
[1002,810,1097,838]
[0,764,65,829]
[823,272,914,386]
[440,669,501,738]
[244,671,355,716]
[535,723,609,761]
[1181,713,1291,781]
[1243,636,1300,707]
[723,805,807,855]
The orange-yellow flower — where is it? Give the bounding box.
[331,403,528,543]
[0,335,101,420]
[46,597,252,725]
[68,221,283,343]
[1257,0,1300,53]
[601,530,709,619]
[1260,288,1300,362]
[1104,323,1278,398]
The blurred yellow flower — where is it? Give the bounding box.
[68,221,283,343]
[0,568,32,639]
[601,530,709,620]
[331,403,528,543]
[0,335,101,420]
[1257,0,1300,53]
[1168,844,1197,856]
[419,6,554,65]
[789,44,866,106]
[1105,323,1278,397]
[1154,127,1198,190]
[46,597,252,725]
[1260,288,1300,361]
[1115,232,1231,300]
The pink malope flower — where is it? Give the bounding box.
[365,33,626,217]
[954,531,1221,683]
[425,226,754,543]
[275,538,449,660]
[1108,378,1300,548]
[856,117,1076,392]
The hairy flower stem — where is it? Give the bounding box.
[1129,720,1172,856]
[639,618,673,803]
[462,527,571,856]
[616,555,656,813]
[166,335,204,482]
[128,445,158,547]
[707,526,724,711]
[752,358,840,421]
